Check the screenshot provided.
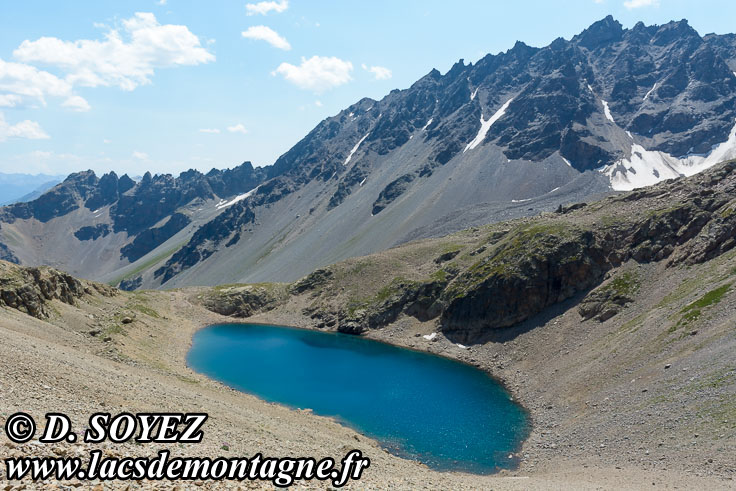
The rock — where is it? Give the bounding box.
[119,276,143,291]
[434,249,461,264]
[120,212,192,262]
[372,174,416,215]
[0,264,91,319]
[74,224,111,241]
[204,284,287,318]
[290,269,333,295]
[121,317,134,324]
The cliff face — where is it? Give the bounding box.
[0,261,115,319]
[204,159,736,342]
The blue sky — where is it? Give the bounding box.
[1,0,735,177]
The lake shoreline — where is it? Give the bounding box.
[188,322,531,475]
[1,283,732,489]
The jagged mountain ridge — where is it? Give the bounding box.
[0,172,64,206]
[1,16,735,289]
[150,17,736,288]
[0,163,265,281]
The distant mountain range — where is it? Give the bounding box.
[1,17,735,290]
[0,173,64,206]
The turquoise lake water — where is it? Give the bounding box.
[187,323,529,474]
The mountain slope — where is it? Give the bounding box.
[1,160,734,487]
[148,17,736,288]
[2,17,736,290]
[0,163,265,283]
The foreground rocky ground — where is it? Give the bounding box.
[2,161,736,489]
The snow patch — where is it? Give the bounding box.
[587,84,594,93]
[344,133,369,166]
[215,185,261,210]
[511,198,532,203]
[423,332,437,341]
[561,157,572,167]
[626,131,633,139]
[359,177,366,186]
[456,343,468,350]
[422,118,433,131]
[464,98,514,152]
[601,100,615,123]
[602,121,736,191]
[643,83,658,101]
[470,87,479,100]
[549,187,560,193]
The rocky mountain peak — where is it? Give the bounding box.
[574,15,624,48]
[3,16,736,291]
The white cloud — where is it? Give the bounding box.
[0,112,50,141]
[362,64,392,80]
[0,58,84,110]
[241,26,291,50]
[199,128,221,133]
[103,139,111,144]
[0,94,23,107]
[13,12,214,91]
[314,100,323,107]
[227,123,247,134]
[132,151,149,160]
[273,56,353,93]
[246,0,288,16]
[61,95,91,112]
[623,0,659,8]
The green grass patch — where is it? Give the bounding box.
[670,283,732,332]
[603,271,640,298]
[430,269,448,282]
[129,303,160,318]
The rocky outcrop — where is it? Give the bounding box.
[439,226,608,339]
[111,165,262,235]
[372,174,416,215]
[578,271,639,321]
[201,159,736,342]
[118,276,143,292]
[0,242,19,264]
[1,171,100,223]
[154,204,256,283]
[120,212,191,262]
[74,224,111,241]
[290,269,333,295]
[0,262,113,318]
[204,284,287,317]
